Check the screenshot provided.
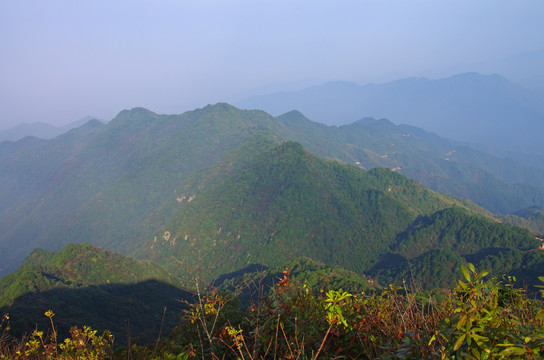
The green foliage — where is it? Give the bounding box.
[1,310,114,360]
[323,289,353,328]
[370,207,541,289]
[437,264,544,359]
[159,265,544,359]
[150,141,495,283]
[166,267,446,359]
[2,264,544,359]
[2,101,543,279]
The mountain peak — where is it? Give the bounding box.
[111,107,157,125]
[276,110,311,124]
[352,117,379,125]
[82,118,104,128]
[277,140,306,154]
[124,107,156,115]
[203,102,237,111]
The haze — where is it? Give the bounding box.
[1,0,543,130]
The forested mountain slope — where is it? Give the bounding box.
[143,141,539,287]
[0,104,283,275]
[276,110,544,214]
[369,207,543,289]
[1,103,542,278]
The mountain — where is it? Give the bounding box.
[2,103,544,277]
[0,102,542,316]
[0,117,103,142]
[236,73,544,155]
[0,243,192,344]
[477,48,544,94]
[143,141,537,285]
[274,110,544,214]
[0,119,107,275]
[0,104,283,276]
[369,207,543,289]
[501,206,544,235]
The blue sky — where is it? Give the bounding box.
[1,0,543,129]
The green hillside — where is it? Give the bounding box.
[144,141,500,283]
[1,102,542,280]
[0,104,284,275]
[0,243,192,344]
[1,104,543,357]
[501,206,544,234]
[369,207,543,289]
[276,110,544,214]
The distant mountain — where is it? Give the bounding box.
[501,206,544,235]
[0,116,102,142]
[479,49,544,94]
[274,110,544,214]
[237,73,544,155]
[0,243,191,344]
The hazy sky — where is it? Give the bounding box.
[1,0,543,129]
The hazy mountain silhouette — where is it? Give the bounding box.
[0,117,103,142]
[237,73,544,155]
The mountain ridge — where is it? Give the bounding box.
[143,140,519,284]
[0,117,104,142]
[237,72,544,155]
[1,102,542,278]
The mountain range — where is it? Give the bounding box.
[0,117,102,142]
[143,140,540,288]
[237,72,544,155]
[2,101,544,342]
[1,103,543,278]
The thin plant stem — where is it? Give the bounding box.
[312,324,332,360]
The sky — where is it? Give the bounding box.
[1,0,544,130]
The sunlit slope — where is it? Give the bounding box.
[370,206,543,289]
[1,102,542,279]
[276,110,544,214]
[145,141,488,281]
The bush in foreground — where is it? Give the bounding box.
[1,265,544,359]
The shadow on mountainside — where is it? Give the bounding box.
[0,279,194,346]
